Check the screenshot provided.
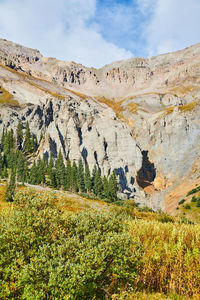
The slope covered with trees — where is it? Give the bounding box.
[0,122,118,202]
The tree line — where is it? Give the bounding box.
[0,121,118,201]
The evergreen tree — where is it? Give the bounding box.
[64,158,72,191]
[2,166,8,179]
[37,157,43,185]
[78,158,85,193]
[47,153,56,188]
[29,161,38,185]
[0,152,3,177]
[24,121,32,153]
[109,170,118,201]
[92,165,97,191]
[56,150,65,189]
[94,168,103,197]
[16,120,23,150]
[16,151,26,184]
[71,161,79,193]
[1,126,5,149]
[103,176,109,199]
[84,163,92,193]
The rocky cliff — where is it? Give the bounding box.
[0,39,200,209]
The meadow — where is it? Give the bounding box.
[0,187,200,299]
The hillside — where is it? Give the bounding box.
[0,39,200,209]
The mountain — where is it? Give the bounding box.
[0,38,200,210]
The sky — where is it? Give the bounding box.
[0,0,200,68]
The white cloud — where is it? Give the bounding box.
[138,0,200,56]
[0,0,133,67]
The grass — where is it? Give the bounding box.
[130,220,200,298]
[169,84,199,97]
[127,102,138,114]
[165,106,174,114]
[95,96,125,119]
[0,86,20,107]
[178,101,199,113]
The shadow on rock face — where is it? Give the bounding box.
[136,150,156,189]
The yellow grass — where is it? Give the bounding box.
[95,96,125,119]
[165,106,174,114]
[128,102,138,114]
[0,86,20,107]
[178,101,198,112]
[130,220,200,298]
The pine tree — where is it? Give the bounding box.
[16,120,23,150]
[0,152,3,177]
[84,163,92,193]
[92,165,97,191]
[16,151,26,184]
[109,170,118,201]
[24,121,32,153]
[56,150,65,189]
[47,153,56,188]
[71,161,79,193]
[64,158,72,191]
[2,166,8,178]
[103,176,109,199]
[1,126,5,149]
[37,157,43,185]
[78,158,85,193]
[29,161,38,185]
[94,168,103,197]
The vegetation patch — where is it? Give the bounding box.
[178,101,199,112]
[127,102,138,114]
[165,106,174,114]
[95,96,125,119]
[0,86,20,107]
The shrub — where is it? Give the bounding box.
[184,204,191,209]
[191,196,197,202]
[196,199,200,207]
[0,190,142,299]
[178,199,185,205]
[157,214,174,223]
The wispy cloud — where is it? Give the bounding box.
[0,0,199,67]
[137,0,200,57]
[0,0,133,68]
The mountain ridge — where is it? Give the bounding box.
[0,38,200,210]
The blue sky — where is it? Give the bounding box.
[0,0,200,67]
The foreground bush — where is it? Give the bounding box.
[0,190,142,299]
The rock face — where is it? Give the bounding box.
[0,38,200,209]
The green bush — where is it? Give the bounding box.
[196,199,200,207]
[191,196,197,202]
[184,204,191,209]
[0,190,142,299]
[178,199,185,205]
[157,214,174,223]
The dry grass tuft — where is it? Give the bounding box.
[0,86,20,107]
[95,96,125,119]
[178,101,198,112]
